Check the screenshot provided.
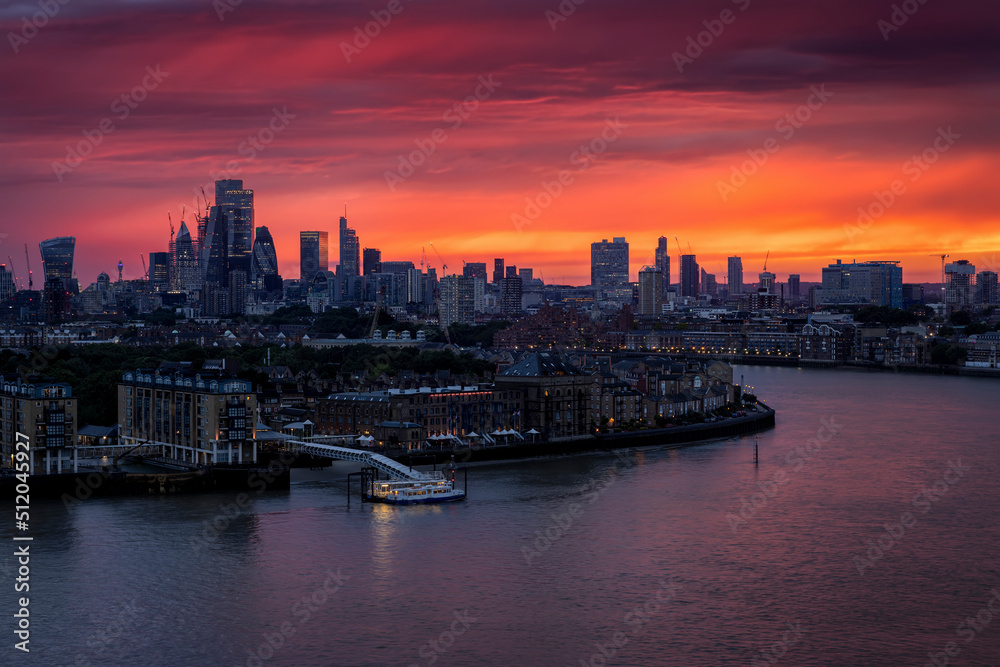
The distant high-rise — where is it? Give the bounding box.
[519,268,533,284]
[680,255,699,297]
[638,267,663,315]
[500,275,522,316]
[439,275,477,328]
[463,262,487,281]
[701,268,718,297]
[173,221,201,291]
[0,264,14,302]
[300,231,328,281]
[727,257,743,296]
[977,271,998,305]
[149,252,170,289]
[339,215,360,300]
[506,266,518,279]
[203,206,230,287]
[788,274,800,300]
[251,226,282,292]
[212,179,254,276]
[758,271,775,294]
[655,237,670,292]
[362,248,381,276]
[591,237,630,303]
[820,259,902,308]
[493,258,504,284]
[39,236,75,288]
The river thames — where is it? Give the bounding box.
[8,365,1000,666]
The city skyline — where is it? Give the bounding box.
[2,1,997,285]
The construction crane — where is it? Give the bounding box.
[420,246,427,271]
[928,253,949,284]
[200,186,210,216]
[687,242,693,254]
[763,250,770,271]
[674,236,683,256]
[428,242,448,276]
[140,254,148,280]
[24,244,32,289]
[6,256,18,290]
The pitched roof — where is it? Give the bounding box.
[499,352,584,377]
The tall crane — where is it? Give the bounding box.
[674,236,683,256]
[429,242,448,276]
[763,250,770,271]
[24,244,32,289]
[928,253,949,284]
[140,254,148,280]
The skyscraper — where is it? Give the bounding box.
[500,274,522,316]
[173,221,201,291]
[727,256,743,296]
[519,268,533,284]
[339,215,360,300]
[300,231,328,280]
[213,179,254,276]
[788,274,801,300]
[493,258,504,284]
[655,237,670,291]
[945,260,976,309]
[362,248,381,276]
[251,226,282,292]
[149,252,170,289]
[701,268,718,296]
[977,271,998,305]
[680,255,700,297]
[439,275,477,328]
[638,266,663,315]
[0,264,14,303]
[39,236,75,288]
[758,270,775,294]
[591,237,630,303]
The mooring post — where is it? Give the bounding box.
[754,435,759,466]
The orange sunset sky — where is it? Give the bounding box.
[2,0,998,285]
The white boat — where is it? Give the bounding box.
[367,472,466,505]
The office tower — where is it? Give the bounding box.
[638,267,663,315]
[0,264,14,302]
[500,275,522,315]
[229,269,248,314]
[728,256,743,296]
[439,275,477,328]
[380,261,415,275]
[655,237,670,292]
[339,215,360,301]
[701,269,718,296]
[819,259,902,308]
[407,268,424,304]
[945,260,976,309]
[299,231,328,281]
[506,266,518,279]
[463,262,487,281]
[203,206,230,287]
[213,179,254,276]
[149,252,170,289]
[173,221,201,291]
[363,248,381,276]
[680,255,699,297]
[977,271,998,305]
[39,236,75,288]
[901,284,925,308]
[758,270,775,294]
[788,274,801,300]
[493,258,504,284]
[519,268,533,284]
[591,237,630,303]
[250,226,282,292]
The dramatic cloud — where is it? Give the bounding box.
[1,0,998,284]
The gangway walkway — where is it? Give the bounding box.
[285,440,442,481]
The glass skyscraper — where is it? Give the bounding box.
[39,236,75,287]
[591,237,630,304]
[300,231,328,280]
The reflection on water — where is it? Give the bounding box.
[9,366,1000,666]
